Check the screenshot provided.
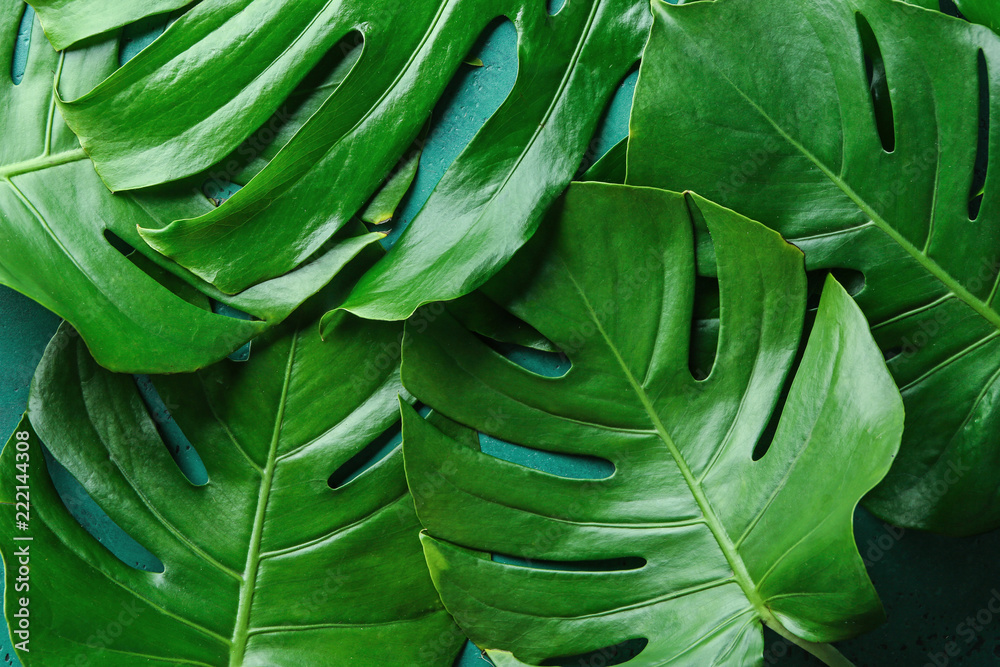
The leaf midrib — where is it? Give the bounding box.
[229,332,299,665]
[559,266,863,666]
[558,264,769,621]
[0,147,88,181]
[699,30,1000,333]
[0,53,89,180]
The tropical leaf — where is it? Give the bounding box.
[400,183,904,666]
[26,0,192,50]
[579,137,627,184]
[952,0,1000,33]
[0,300,464,665]
[28,0,651,319]
[897,0,997,32]
[625,0,1000,535]
[0,5,382,373]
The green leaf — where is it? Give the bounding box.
[579,137,627,184]
[953,0,1000,33]
[40,0,650,319]
[444,291,560,353]
[626,0,1000,535]
[0,6,382,373]
[400,183,904,666]
[360,125,426,226]
[0,305,464,665]
[27,0,191,50]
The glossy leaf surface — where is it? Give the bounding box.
[0,306,463,665]
[401,183,904,665]
[34,0,650,319]
[0,6,383,373]
[627,0,1000,535]
[27,0,191,50]
[954,0,1000,33]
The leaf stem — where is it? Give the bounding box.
[765,618,857,667]
[0,148,88,180]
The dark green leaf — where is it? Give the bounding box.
[579,137,627,184]
[627,0,1000,535]
[953,0,1000,33]
[0,307,464,665]
[40,0,650,320]
[360,142,422,226]
[400,183,903,665]
[0,6,381,373]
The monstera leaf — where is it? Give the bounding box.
[0,299,464,664]
[904,0,999,33]
[952,0,999,32]
[25,0,191,49]
[399,183,904,666]
[0,5,382,373]
[625,0,1000,535]
[26,0,651,320]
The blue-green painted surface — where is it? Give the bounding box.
[375,18,521,249]
[9,6,32,86]
[4,4,1000,667]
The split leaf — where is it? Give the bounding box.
[0,302,463,665]
[627,0,1000,535]
[33,0,651,319]
[401,183,904,666]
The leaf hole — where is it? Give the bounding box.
[805,268,864,312]
[134,375,209,486]
[476,334,570,378]
[103,229,136,257]
[547,0,568,16]
[210,301,256,361]
[576,64,639,177]
[118,13,170,67]
[42,445,165,572]
[203,178,242,207]
[453,642,492,666]
[10,4,32,86]
[856,12,896,153]
[882,346,903,363]
[379,17,518,248]
[752,313,815,461]
[830,267,866,296]
[970,49,989,221]
[328,405,429,489]
[938,0,967,20]
[479,433,614,480]
[448,292,561,355]
[690,275,721,381]
[491,552,645,572]
[539,638,649,666]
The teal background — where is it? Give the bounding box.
[3,2,1000,666]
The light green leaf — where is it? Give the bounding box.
[360,127,425,226]
[0,6,382,373]
[27,0,191,50]
[0,302,464,665]
[627,0,1000,535]
[400,183,904,666]
[37,0,650,320]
